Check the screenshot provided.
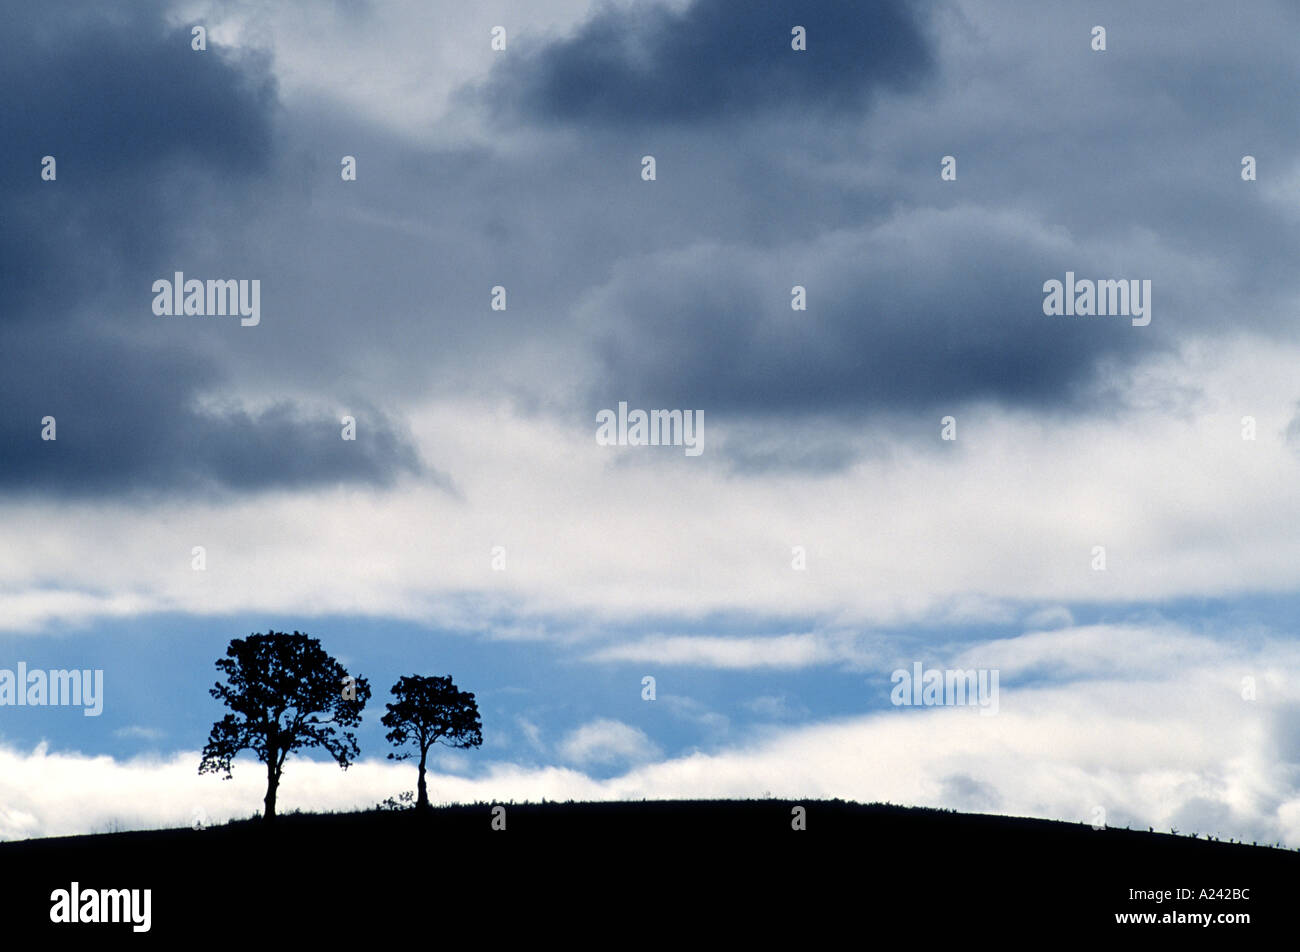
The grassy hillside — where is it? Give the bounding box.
[1,799,1293,940]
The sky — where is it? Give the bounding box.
[2,0,1300,846]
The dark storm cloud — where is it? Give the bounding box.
[581,207,1166,419]
[0,2,424,497]
[0,327,424,497]
[468,0,1259,451]
[4,0,1285,491]
[480,0,934,125]
[0,7,273,177]
[0,2,275,312]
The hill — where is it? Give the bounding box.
[1,799,1293,940]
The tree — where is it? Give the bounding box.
[382,675,483,811]
[199,630,370,822]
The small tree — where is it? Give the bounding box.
[382,675,483,811]
[199,630,370,822]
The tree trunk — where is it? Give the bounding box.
[264,754,278,822]
[417,747,430,811]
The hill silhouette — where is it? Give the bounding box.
[1,799,1293,940]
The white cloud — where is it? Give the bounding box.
[5,336,1300,636]
[948,623,1241,682]
[557,719,660,768]
[0,741,605,841]
[1023,606,1074,631]
[113,726,166,741]
[585,633,868,670]
[515,716,544,752]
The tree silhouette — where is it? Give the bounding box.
[199,630,370,822]
[382,675,483,811]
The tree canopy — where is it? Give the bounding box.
[199,630,370,821]
[382,674,482,810]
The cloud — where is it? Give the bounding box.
[0,1,424,499]
[515,716,544,752]
[558,719,661,767]
[1284,403,1300,449]
[743,694,810,721]
[0,591,157,635]
[658,695,729,738]
[1023,606,1075,631]
[4,334,1300,633]
[937,773,1001,812]
[0,371,427,498]
[0,2,275,318]
[580,208,1171,422]
[113,726,166,741]
[479,0,934,127]
[585,633,870,670]
[949,624,1242,683]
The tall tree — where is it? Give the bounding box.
[199,630,370,821]
[382,675,483,811]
